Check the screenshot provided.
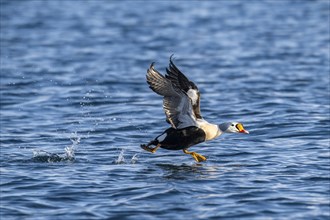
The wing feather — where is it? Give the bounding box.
[146,62,197,129]
[146,63,176,97]
[165,56,203,119]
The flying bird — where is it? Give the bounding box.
[141,56,249,162]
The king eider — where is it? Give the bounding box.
[141,56,249,162]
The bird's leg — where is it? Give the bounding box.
[141,143,161,153]
[183,149,207,162]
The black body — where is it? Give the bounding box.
[155,126,206,150]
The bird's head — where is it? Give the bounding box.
[219,122,249,134]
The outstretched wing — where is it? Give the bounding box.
[146,63,197,129]
[165,56,202,119]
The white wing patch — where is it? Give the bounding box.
[147,59,202,129]
[187,89,198,105]
[157,133,167,142]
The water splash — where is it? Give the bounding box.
[32,132,81,163]
[131,154,138,164]
[65,132,81,160]
[114,149,138,164]
[32,150,65,163]
[115,149,126,164]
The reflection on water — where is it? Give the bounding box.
[157,163,248,181]
[158,163,208,180]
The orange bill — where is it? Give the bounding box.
[236,123,249,134]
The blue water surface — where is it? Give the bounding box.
[1,0,329,219]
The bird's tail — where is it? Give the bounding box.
[140,139,158,149]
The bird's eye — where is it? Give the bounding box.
[231,124,234,126]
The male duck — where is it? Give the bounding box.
[141,56,249,162]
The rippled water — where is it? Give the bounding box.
[1,0,329,219]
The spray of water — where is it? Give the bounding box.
[114,149,139,164]
[64,133,81,160]
[115,149,126,164]
[131,154,138,164]
[32,132,81,163]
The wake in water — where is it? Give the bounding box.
[32,133,80,163]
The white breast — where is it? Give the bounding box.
[196,119,221,141]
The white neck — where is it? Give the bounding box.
[196,119,222,141]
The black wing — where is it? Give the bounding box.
[146,63,197,129]
[165,55,202,119]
